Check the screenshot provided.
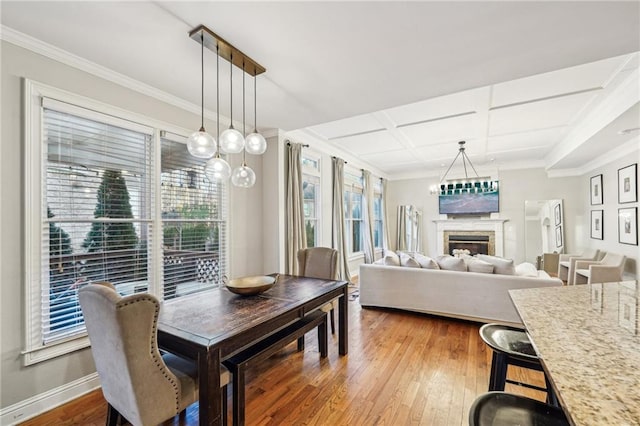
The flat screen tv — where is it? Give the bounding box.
[438,181,499,215]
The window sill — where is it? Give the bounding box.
[23,335,90,366]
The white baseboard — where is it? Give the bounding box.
[0,373,100,425]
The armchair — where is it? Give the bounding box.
[558,249,602,285]
[78,282,230,426]
[574,253,627,285]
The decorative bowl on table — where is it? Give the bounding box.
[224,275,277,296]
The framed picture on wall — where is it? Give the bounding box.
[618,163,637,204]
[590,174,603,205]
[618,207,638,245]
[591,210,603,240]
[554,203,562,226]
[555,225,563,247]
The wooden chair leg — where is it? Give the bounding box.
[106,403,121,426]
[297,335,305,351]
[330,308,335,334]
[222,384,228,426]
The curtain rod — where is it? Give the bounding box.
[285,140,309,147]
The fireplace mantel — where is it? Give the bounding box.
[433,219,508,257]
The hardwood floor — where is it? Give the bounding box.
[20,299,547,426]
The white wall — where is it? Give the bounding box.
[387,168,583,263]
[582,149,640,278]
[0,40,263,409]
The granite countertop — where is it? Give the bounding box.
[510,282,640,426]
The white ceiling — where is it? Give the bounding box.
[2,1,639,179]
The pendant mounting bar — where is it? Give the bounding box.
[189,25,266,76]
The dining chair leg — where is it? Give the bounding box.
[297,335,305,351]
[318,318,328,357]
[222,385,228,426]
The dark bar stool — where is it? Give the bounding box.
[469,392,569,426]
[479,323,558,406]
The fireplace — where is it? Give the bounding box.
[434,219,506,257]
[448,235,490,255]
[444,230,495,256]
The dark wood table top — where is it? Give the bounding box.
[158,274,347,349]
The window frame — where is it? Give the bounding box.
[23,80,228,365]
[301,151,322,247]
[343,168,364,256]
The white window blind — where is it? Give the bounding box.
[43,106,153,343]
[24,82,229,364]
[160,136,227,299]
[344,169,364,254]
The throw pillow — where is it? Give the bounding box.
[436,255,467,272]
[413,253,440,269]
[399,252,421,268]
[515,262,538,277]
[465,258,494,274]
[383,250,400,266]
[476,254,516,275]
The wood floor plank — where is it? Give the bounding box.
[19,299,551,426]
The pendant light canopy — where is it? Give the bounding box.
[187,31,216,159]
[187,25,266,188]
[245,71,267,155]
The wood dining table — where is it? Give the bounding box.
[157,274,349,426]
[510,281,640,425]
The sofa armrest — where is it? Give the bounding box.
[589,265,624,284]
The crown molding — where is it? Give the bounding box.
[0,25,236,129]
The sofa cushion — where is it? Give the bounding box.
[465,258,494,274]
[515,262,538,277]
[476,254,516,275]
[413,253,440,269]
[399,252,421,268]
[436,255,467,272]
[383,251,400,266]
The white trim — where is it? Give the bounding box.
[0,25,234,129]
[0,373,100,425]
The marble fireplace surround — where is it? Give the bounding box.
[434,219,508,257]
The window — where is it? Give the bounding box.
[302,152,321,247]
[24,81,227,364]
[373,180,383,248]
[344,169,364,254]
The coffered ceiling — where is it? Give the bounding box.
[2,1,639,180]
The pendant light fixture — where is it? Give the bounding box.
[245,67,267,155]
[187,31,216,159]
[219,53,245,154]
[205,44,231,181]
[429,141,497,195]
[231,63,256,188]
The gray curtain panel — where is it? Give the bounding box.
[286,142,306,275]
[331,157,352,283]
[381,178,391,252]
[361,170,376,263]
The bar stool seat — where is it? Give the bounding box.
[480,323,557,405]
[469,392,569,426]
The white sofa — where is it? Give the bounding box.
[359,263,562,325]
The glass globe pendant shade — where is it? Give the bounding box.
[220,126,245,154]
[245,131,267,155]
[231,164,256,188]
[204,156,231,181]
[187,128,216,159]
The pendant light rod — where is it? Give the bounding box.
[439,141,481,184]
[229,53,235,128]
[253,69,258,132]
[215,44,220,156]
[189,25,266,76]
[242,61,247,165]
[199,31,205,130]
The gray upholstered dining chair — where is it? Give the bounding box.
[78,282,230,426]
[297,247,339,333]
